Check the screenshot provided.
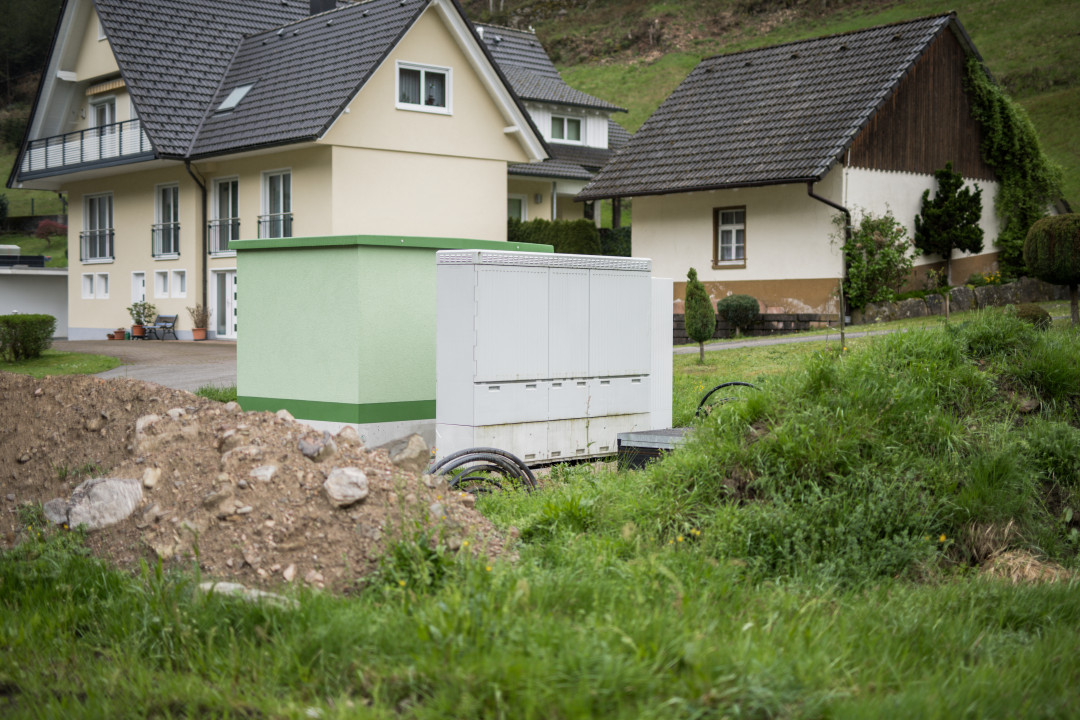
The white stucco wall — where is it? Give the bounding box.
[0,270,69,337]
[844,167,1001,268]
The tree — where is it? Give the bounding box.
[716,294,759,337]
[684,267,715,363]
[914,163,984,295]
[836,210,915,311]
[1023,214,1080,325]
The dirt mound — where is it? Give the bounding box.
[1,373,510,593]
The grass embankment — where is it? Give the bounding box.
[3,310,1079,718]
[0,147,65,217]
[1,349,119,377]
[0,232,67,267]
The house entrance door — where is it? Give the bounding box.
[213,270,237,339]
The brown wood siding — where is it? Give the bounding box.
[847,29,995,180]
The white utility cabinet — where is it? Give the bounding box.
[435,249,672,463]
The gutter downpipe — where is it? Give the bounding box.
[184,160,208,319]
[807,180,850,348]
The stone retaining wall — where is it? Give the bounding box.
[674,312,839,345]
[851,277,1068,324]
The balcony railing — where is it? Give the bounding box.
[80,229,114,262]
[258,213,293,239]
[209,218,241,254]
[152,222,180,258]
[19,119,153,177]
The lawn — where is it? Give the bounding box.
[3,310,1078,718]
[0,147,66,217]
[0,231,68,267]
[0,349,120,377]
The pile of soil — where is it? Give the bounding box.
[0,373,512,593]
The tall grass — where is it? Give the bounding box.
[2,310,1079,718]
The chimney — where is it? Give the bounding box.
[310,0,335,14]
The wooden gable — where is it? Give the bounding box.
[847,27,995,181]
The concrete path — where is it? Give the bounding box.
[673,328,896,355]
[52,339,237,392]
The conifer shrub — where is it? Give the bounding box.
[716,294,759,336]
[598,227,631,256]
[683,267,715,363]
[0,314,56,361]
[914,163,984,291]
[1023,214,1080,325]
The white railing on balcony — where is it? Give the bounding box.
[80,229,114,262]
[20,119,152,175]
[209,218,241,254]
[152,222,181,258]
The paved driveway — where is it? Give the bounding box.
[52,339,237,392]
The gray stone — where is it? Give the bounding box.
[218,429,243,453]
[197,581,298,609]
[377,433,430,475]
[336,425,363,447]
[275,409,295,422]
[142,467,162,489]
[950,286,975,313]
[299,432,337,463]
[166,407,186,420]
[323,467,369,507]
[65,477,144,531]
[924,293,945,316]
[249,465,278,483]
[223,401,241,414]
[895,298,928,319]
[135,414,161,434]
[429,502,445,519]
[974,285,1000,308]
[221,445,264,466]
[43,498,69,525]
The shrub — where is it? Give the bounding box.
[0,195,7,227]
[598,227,631,256]
[716,294,759,336]
[683,268,715,363]
[1015,303,1051,330]
[507,218,601,255]
[836,209,915,311]
[914,163,984,294]
[33,219,67,248]
[127,301,156,326]
[966,270,1002,287]
[0,314,56,361]
[1023,214,1080,325]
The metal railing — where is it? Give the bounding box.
[209,218,240,254]
[80,229,114,262]
[258,212,293,239]
[152,222,181,257]
[20,119,153,175]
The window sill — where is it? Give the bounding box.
[395,102,451,116]
[209,251,237,258]
[712,261,746,270]
[152,254,180,261]
[81,258,113,265]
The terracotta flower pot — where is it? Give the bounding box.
[132,325,146,338]
[192,327,207,341]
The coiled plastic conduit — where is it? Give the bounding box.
[426,447,539,493]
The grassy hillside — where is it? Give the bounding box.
[511,0,1080,208]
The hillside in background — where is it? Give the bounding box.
[3,0,1078,211]
[465,0,1080,208]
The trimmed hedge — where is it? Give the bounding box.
[0,314,56,361]
[1023,214,1080,287]
[716,294,760,334]
[508,218,602,255]
[598,227,631,257]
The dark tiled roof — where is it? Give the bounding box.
[608,119,631,149]
[508,159,593,181]
[579,14,963,200]
[476,23,623,112]
[510,134,630,181]
[96,0,315,157]
[190,0,423,156]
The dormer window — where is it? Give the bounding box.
[396,62,451,115]
[216,84,254,113]
[551,115,582,144]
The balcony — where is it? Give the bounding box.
[152,223,180,258]
[209,218,240,255]
[19,119,154,179]
[258,213,293,239]
[80,229,114,263]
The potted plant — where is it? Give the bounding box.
[127,301,156,338]
[187,303,209,341]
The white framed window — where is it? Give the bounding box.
[95,273,109,299]
[81,192,113,263]
[713,207,746,267]
[91,97,115,128]
[550,115,582,144]
[508,194,527,221]
[153,183,180,258]
[210,177,240,254]
[170,270,187,298]
[396,62,451,114]
[81,273,95,299]
[154,270,169,298]
[131,272,146,302]
[260,170,292,239]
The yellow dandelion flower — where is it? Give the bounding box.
[462,540,470,548]
[485,565,492,572]
[939,534,946,543]
[677,535,684,542]
[398,580,406,587]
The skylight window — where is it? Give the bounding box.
[217,84,254,113]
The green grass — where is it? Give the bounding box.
[3,310,1079,717]
[0,232,68,267]
[1,146,66,217]
[0,349,120,377]
[193,384,237,403]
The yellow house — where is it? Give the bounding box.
[8,0,547,340]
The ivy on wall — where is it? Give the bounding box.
[965,58,1063,277]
